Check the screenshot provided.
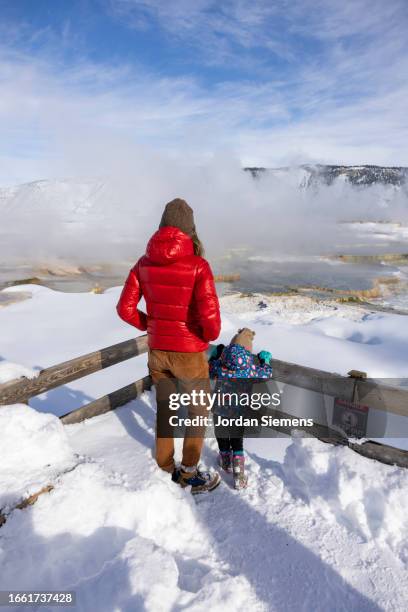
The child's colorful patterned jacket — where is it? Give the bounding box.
[209,343,273,380]
[209,343,273,417]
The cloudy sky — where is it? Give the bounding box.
[1,0,407,184]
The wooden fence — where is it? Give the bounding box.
[0,334,407,468]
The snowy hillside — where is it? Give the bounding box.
[0,177,154,264]
[1,179,88,216]
[0,179,118,220]
[1,285,408,610]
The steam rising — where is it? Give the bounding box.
[1,147,407,267]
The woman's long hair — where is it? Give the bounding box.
[191,227,204,257]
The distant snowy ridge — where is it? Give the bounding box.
[245,164,408,188]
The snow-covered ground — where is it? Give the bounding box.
[1,284,408,610]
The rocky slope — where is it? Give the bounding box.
[245,165,408,188]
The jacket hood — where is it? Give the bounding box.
[146,226,194,264]
[220,344,251,373]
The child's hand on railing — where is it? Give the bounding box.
[258,350,272,365]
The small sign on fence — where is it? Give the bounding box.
[332,398,369,438]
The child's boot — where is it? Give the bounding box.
[233,453,248,489]
[219,450,233,472]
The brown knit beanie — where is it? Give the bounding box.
[230,328,255,352]
[159,198,195,237]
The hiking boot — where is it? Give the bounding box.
[172,466,221,494]
[233,454,248,490]
[219,450,233,473]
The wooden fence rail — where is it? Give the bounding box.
[0,336,148,405]
[0,334,407,467]
[60,376,152,424]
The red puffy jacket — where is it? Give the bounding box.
[116,226,221,352]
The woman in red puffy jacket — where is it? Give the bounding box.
[116,198,221,493]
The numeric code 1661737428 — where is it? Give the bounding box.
[0,591,76,607]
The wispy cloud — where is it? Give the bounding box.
[108,0,295,65]
[109,0,407,64]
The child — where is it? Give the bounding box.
[209,328,273,489]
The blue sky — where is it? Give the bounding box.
[0,0,407,183]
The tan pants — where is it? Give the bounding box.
[148,348,210,473]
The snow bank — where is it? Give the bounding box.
[0,461,260,611]
[0,394,258,610]
[0,404,75,508]
[0,361,38,384]
[278,437,408,562]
